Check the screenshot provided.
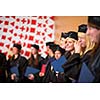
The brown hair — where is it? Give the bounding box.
[28,54,39,67]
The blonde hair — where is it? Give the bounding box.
[65,37,77,43]
[65,37,78,55]
[78,32,95,55]
[84,35,95,54]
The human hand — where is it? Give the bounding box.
[28,74,34,80]
[11,73,16,80]
[74,41,81,53]
[39,72,44,77]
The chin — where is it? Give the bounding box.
[66,49,70,51]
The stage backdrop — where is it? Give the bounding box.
[0,16,55,59]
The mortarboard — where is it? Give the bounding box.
[31,44,39,50]
[13,43,22,50]
[49,44,58,53]
[88,16,100,29]
[78,24,87,33]
[55,45,65,55]
[46,42,54,46]
[67,31,78,40]
[61,32,69,39]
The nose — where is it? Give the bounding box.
[65,42,69,46]
[86,28,90,36]
[78,38,81,42]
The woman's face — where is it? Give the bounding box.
[65,38,75,52]
[12,47,19,55]
[31,47,38,55]
[86,26,100,43]
[60,38,66,49]
[46,46,50,53]
[78,34,86,48]
[54,50,62,60]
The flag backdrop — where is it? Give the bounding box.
[0,16,55,59]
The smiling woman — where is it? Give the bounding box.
[54,16,87,44]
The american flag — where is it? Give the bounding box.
[0,16,55,59]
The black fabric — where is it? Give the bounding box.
[0,53,7,82]
[31,44,39,50]
[55,45,65,55]
[49,44,58,53]
[62,53,81,81]
[28,54,44,70]
[25,54,44,83]
[62,51,91,82]
[46,42,54,46]
[43,52,72,83]
[88,47,100,82]
[61,32,69,39]
[67,31,78,40]
[88,16,100,29]
[13,44,22,50]
[7,54,28,82]
[42,62,57,83]
[78,24,87,33]
[42,57,55,83]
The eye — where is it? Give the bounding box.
[69,41,72,43]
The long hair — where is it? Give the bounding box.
[84,35,95,54]
[78,32,95,56]
[28,54,39,67]
[10,53,20,61]
[90,42,99,58]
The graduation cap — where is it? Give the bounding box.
[51,55,67,72]
[88,16,100,29]
[55,45,65,55]
[61,32,69,39]
[46,42,54,46]
[78,24,87,33]
[67,31,78,40]
[10,66,19,76]
[78,62,95,83]
[13,44,22,50]
[31,44,39,50]
[49,44,58,53]
[25,66,40,77]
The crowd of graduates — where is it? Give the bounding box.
[0,16,100,83]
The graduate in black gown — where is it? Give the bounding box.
[49,45,68,83]
[44,42,55,63]
[86,16,100,82]
[0,53,7,82]
[62,26,95,83]
[62,31,81,82]
[25,44,44,83]
[42,43,57,82]
[7,43,28,83]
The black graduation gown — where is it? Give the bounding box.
[62,53,81,82]
[0,53,7,82]
[7,54,28,83]
[88,47,100,82]
[42,56,56,83]
[62,50,95,82]
[25,55,44,83]
[43,52,72,83]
